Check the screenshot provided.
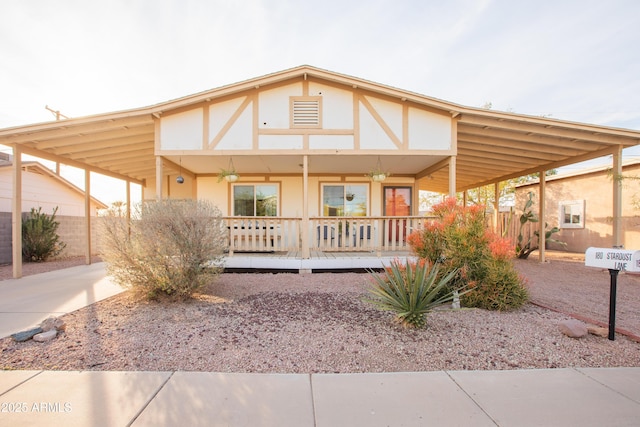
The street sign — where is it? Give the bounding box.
[585,247,640,272]
[585,247,640,340]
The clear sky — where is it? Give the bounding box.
[1,0,639,203]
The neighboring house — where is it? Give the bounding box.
[0,153,107,263]
[514,160,640,253]
[1,65,639,274]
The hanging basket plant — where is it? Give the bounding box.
[366,157,390,182]
[218,158,239,182]
[366,170,389,182]
[217,169,239,183]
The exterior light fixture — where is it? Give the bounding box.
[176,157,184,184]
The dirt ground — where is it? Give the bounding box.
[513,254,640,339]
[0,252,639,373]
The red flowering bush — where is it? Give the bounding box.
[409,198,528,311]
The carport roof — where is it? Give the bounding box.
[0,65,638,193]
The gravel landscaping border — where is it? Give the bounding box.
[1,254,639,372]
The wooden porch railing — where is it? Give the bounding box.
[223,216,433,254]
[224,217,301,254]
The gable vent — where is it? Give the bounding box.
[291,96,322,128]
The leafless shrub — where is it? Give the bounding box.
[100,199,227,299]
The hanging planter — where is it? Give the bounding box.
[368,172,387,182]
[218,158,240,183]
[218,170,239,182]
[366,157,390,182]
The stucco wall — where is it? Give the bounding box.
[146,174,416,218]
[515,164,640,252]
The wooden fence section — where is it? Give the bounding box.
[497,210,537,249]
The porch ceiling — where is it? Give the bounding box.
[0,111,156,185]
[418,110,640,193]
[1,108,638,193]
[0,66,639,193]
[167,154,449,178]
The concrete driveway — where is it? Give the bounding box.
[0,262,124,338]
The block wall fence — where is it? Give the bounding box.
[0,214,103,264]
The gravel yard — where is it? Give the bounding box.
[1,254,639,372]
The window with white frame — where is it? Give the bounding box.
[233,184,278,216]
[321,184,368,216]
[559,200,585,229]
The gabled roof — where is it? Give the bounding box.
[0,65,638,193]
[0,160,108,209]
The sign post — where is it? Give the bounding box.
[585,247,640,340]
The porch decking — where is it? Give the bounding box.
[223,250,415,273]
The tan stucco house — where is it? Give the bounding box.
[1,65,639,276]
[515,160,640,253]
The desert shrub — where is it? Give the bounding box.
[462,258,530,311]
[408,197,528,311]
[100,199,227,299]
[366,259,461,328]
[22,206,66,262]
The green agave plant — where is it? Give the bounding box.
[366,259,463,328]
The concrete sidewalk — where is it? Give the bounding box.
[0,368,639,426]
[0,263,124,339]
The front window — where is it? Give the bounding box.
[559,200,584,229]
[233,184,278,216]
[321,184,368,216]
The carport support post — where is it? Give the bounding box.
[126,180,132,234]
[301,155,310,260]
[155,156,163,200]
[493,182,499,232]
[612,146,623,247]
[11,145,22,279]
[608,268,619,341]
[448,156,456,197]
[538,169,546,263]
[84,169,92,265]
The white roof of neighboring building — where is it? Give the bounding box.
[0,157,108,209]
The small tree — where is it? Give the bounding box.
[22,207,66,262]
[100,199,227,299]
